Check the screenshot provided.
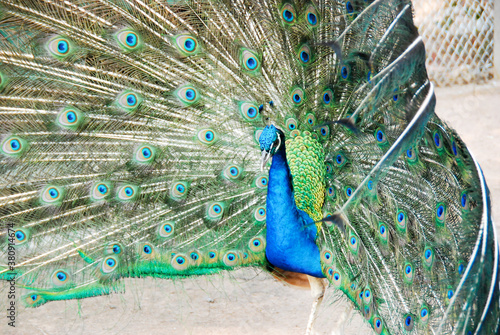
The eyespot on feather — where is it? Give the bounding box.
[116,29,142,51]
[254,174,269,189]
[138,243,155,259]
[197,128,218,145]
[41,185,65,205]
[158,221,175,238]
[248,236,266,253]
[239,102,260,121]
[223,251,240,266]
[175,85,200,106]
[13,228,30,245]
[285,117,298,131]
[101,256,119,274]
[1,136,28,157]
[206,202,225,221]
[170,181,189,200]
[304,5,319,27]
[56,107,84,130]
[173,34,200,55]
[117,91,142,112]
[223,164,243,180]
[134,144,156,164]
[298,44,312,65]
[240,49,261,74]
[51,270,70,287]
[91,181,112,201]
[47,36,73,58]
[280,3,296,24]
[290,87,305,106]
[171,253,189,271]
[254,206,266,222]
[117,184,139,201]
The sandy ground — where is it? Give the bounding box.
[2,82,500,335]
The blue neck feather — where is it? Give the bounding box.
[265,139,324,278]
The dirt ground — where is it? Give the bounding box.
[2,83,500,335]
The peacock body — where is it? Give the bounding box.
[0,0,498,334]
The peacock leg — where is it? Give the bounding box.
[305,275,327,335]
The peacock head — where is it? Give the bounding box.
[259,125,283,171]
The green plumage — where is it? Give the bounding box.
[0,0,498,334]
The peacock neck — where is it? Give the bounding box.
[265,139,324,278]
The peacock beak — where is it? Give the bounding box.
[261,150,271,171]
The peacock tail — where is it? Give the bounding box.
[0,0,498,334]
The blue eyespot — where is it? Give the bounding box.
[209,252,216,259]
[421,308,428,317]
[31,294,37,301]
[15,231,25,240]
[229,167,238,176]
[321,128,327,135]
[176,256,185,264]
[293,94,301,103]
[434,133,441,147]
[461,193,467,208]
[341,66,348,79]
[258,208,265,216]
[253,240,261,247]
[227,253,235,261]
[98,185,108,194]
[190,252,199,260]
[56,271,67,281]
[328,268,333,276]
[246,57,257,70]
[437,205,444,217]
[376,130,384,142]
[425,249,432,259]
[379,225,385,234]
[126,33,137,47]
[458,264,464,274]
[346,1,354,13]
[283,9,293,22]
[336,155,343,164]
[406,148,413,158]
[375,319,381,328]
[405,265,412,274]
[397,212,405,223]
[247,107,257,118]
[10,139,20,151]
[350,236,356,245]
[106,258,116,267]
[125,187,133,196]
[213,204,221,213]
[447,290,454,299]
[142,148,151,158]
[405,316,412,326]
[184,38,195,51]
[367,180,373,190]
[367,71,372,82]
[66,111,76,123]
[307,13,317,25]
[205,131,214,141]
[300,51,309,63]
[185,88,196,101]
[143,245,152,254]
[164,224,172,233]
[112,244,121,254]
[48,188,59,199]
[452,141,458,156]
[393,94,398,101]
[334,272,339,280]
[57,40,69,54]
[126,94,137,106]
[365,290,370,298]
[323,92,331,104]
[345,187,353,197]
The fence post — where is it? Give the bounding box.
[495,0,500,78]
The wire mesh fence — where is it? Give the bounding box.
[413,0,494,86]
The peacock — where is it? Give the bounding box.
[0,0,498,334]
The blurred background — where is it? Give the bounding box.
[3,1,499,334]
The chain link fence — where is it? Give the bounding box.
[413,0,494,86]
